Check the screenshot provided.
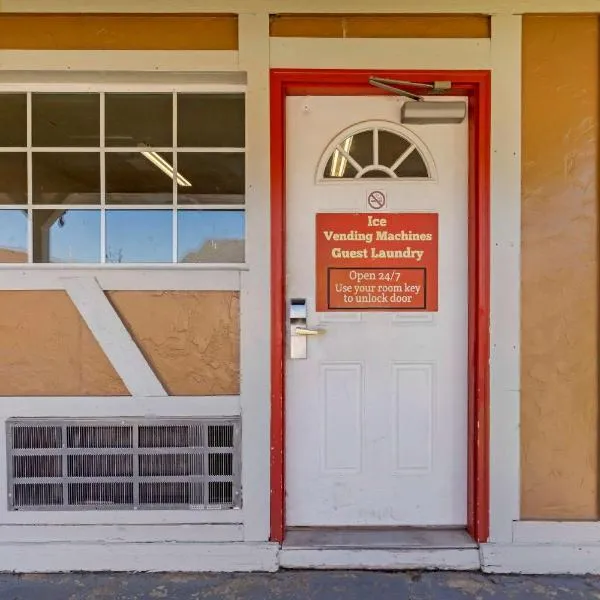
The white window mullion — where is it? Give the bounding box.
[100,92,106,264]
[172,91,178,263]
[373,128,379,166]
[26,92,33,263]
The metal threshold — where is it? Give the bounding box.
[284,527,477,550]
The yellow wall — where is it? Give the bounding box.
[269,14,490,38]
[0,14,238,50]
[521,15,599,519]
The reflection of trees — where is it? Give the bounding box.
[181,239,244,264]
[106,248,124,263]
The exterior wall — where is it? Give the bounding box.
[0,290,240,397]
[521,15,599,520]
[0,0,597,574]
[0,14,238,50]
[270,14,490,38]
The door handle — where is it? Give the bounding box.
[294,327,325,336]
[289,298,324,359]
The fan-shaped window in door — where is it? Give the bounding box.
[320,124,432,180]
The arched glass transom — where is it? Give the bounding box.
[320,126,431,180]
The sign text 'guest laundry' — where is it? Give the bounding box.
[316,213,438,311]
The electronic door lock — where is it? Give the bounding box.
[289,298,323,359]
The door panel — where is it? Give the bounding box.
[285,95,468,527]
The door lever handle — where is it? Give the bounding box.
[294,327,325,336]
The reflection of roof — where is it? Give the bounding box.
[0,248,27,263]
[181,239,244,263]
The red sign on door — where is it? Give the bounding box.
[316,213,438,311]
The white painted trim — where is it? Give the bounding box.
[0,542,279,572]
[0,396,241,417]
[237,12,272,543]
[488,14,521,544]
[481,543,600,575]
[0,524,243,543]
[3,0,599,13]
[0,73,246,88]
[513,521,600,544]
[0,269,241,290]
[0,50,239,72]
[270,38,491,70]
[1,510,242,526]
[62,276,167,397]
[280,547,480,570]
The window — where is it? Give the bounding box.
[321,125,430,180]
[0,91,245,264]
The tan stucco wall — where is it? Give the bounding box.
[109,291,240,396]
[521,15,599,519]
[0,14,238,50]
[0,290,240,397]
[0,291,127,396]
[270,14,490,38]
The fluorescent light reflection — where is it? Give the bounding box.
[329,136,354,177]
[141,151,192,187]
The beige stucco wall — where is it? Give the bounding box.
[521,15,599,519]
[0,14,238,49]
[0,291,240,397]
[109,291,240,396]
[0,291,127,396]
[269,14,490,38]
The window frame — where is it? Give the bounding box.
[316,119,437,184]
[0,82,247,268]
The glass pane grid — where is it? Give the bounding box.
[0,90,246,265]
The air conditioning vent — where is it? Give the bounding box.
[7,418,241,511]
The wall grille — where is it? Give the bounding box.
[7,418,241,511]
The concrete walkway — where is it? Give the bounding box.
[0,572,599,599]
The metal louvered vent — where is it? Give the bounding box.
[7,418,241,511]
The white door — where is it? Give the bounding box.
[285,95,468,527]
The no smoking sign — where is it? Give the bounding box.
[367,190,387,211]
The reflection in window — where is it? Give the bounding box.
[32,210,100,263]
[33,153,101,205]
[106,153,175,205]
[106,210,172,263]
[105,94,172,147]
[177,210,244,263]
[32,94,100,147]
[0,94,26,147]
[177,153,245,204]
[178,94,245,148]
[0,153,27,204]
[0,210,27,262]
[322,126,430,180]
[379,130,412,167]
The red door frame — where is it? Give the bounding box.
[270,69,491,544]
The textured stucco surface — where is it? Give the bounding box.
[0,14,239,50]
[0,290,127,396]
[0,572,598,600]
[109,291,240,396]
[521,16,599,518]
[269,15,490,38]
